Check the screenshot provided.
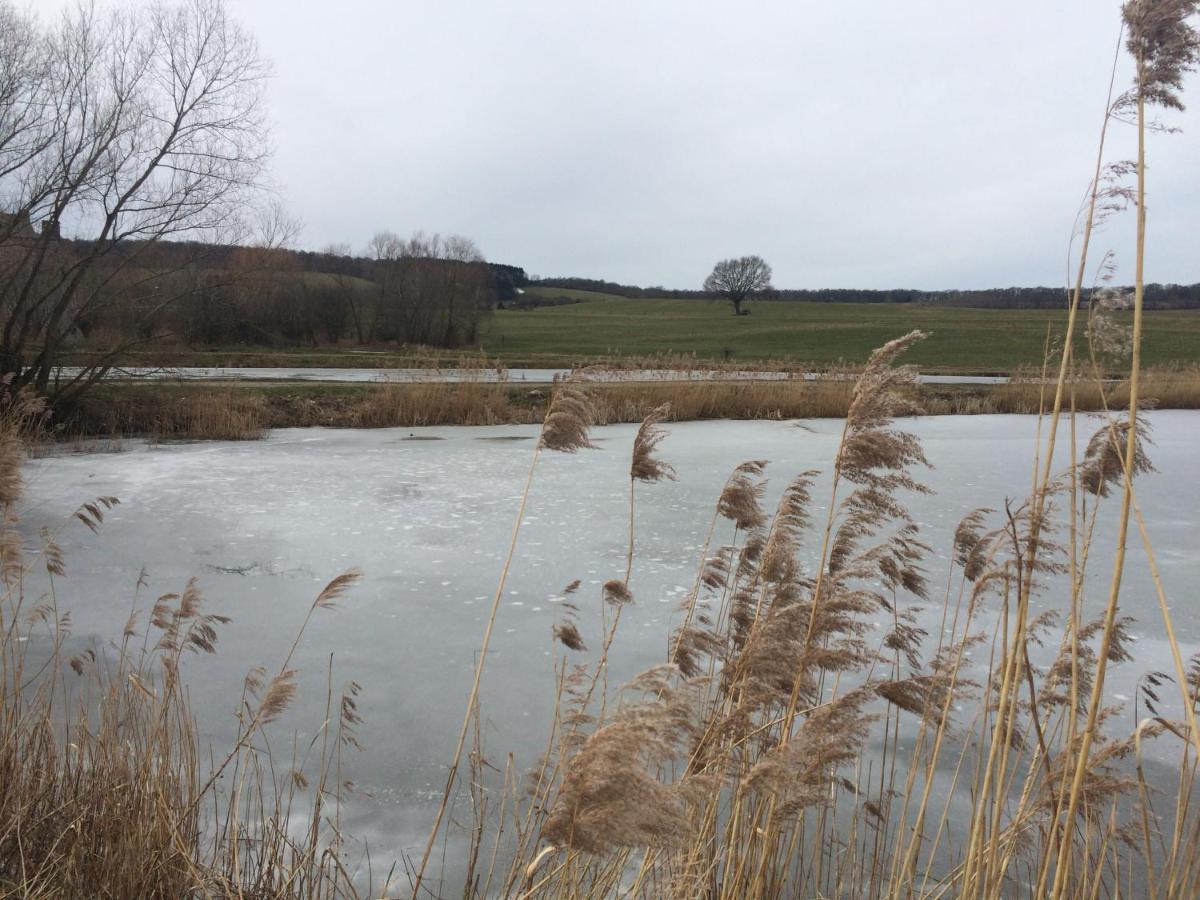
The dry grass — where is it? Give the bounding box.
[62,364,1200,442]
[989,364,1200,413]
[350,380,515,427]
[47,363,1200,442]
[69,387,270,441]
[412,326,1200,899]
[586,379,857,422]
[169,389,270,440]
[413,9,1200,895]
[0,387,369,897]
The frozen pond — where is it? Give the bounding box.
[17,412,1200,878]
[51,365,1011,384]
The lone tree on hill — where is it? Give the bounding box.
[703,255,773,316]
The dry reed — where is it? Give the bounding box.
[7,5,1200,899]
[421,86,1200,886]
[421,317,1200,897]
[0,386,368,897]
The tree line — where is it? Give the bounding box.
[3,206,524,374]
[152,234,526,349]
[533,277,1200,309]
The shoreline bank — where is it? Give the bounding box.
[56,373,1200,441]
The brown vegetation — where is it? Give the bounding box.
[410,329,1200,898]
[408,6,1200,896]
[53,364,1200,441]
[0,385,364,897]
[350,380,515,428]
[167,389,270,441]
[985,364,1200,413]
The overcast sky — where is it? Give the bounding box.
[45,1,1200,289]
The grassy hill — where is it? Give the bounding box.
[518,286,629,304]
[484,294,1200,372]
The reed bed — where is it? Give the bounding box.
[350,380,515,427]
[413,9,1200,896]
[990,365,1200,414]
[0,384,368,896]
[68,387,271,441]
[412,336,1199,899]
[586,379,856,422]
[57,364,1200,440]
[167,388,271,440]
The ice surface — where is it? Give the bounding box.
[51,365,1011,384]
[18,411,1200,873]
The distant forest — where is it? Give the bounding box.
[4,231,533,351]
[531,276,1200,310]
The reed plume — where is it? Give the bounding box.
[1121,0,1200,111]
[540,377,596,452]
[742,687,877,816]
[717,460,768,530]
[630,402,676,483]
[602,579,632,606]
[554,618,588,652]
[542,667,704,854]
[1078,414,1156,496]
[1048,11,1200,895]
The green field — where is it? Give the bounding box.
[484,293,1200,372]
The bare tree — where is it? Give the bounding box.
[321,242,371,343]
[366,229,406,342]
[703,255,773,315]
[0,0,270,402]
[366,230,404,262]
[252,199,304,253]
[438,234,485,345]
[368,230,492,347]
[227,201,307,343]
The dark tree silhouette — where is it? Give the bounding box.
[703,255,773,315]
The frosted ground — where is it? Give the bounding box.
[19,412,1200,876]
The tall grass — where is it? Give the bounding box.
[414,337,1197,899]
[70,386,271,441]
[167,388,270,440]
[351,381,514,427]
[0,384,370,896]
[56,364,1200,441]
[413,8,1200,896]
[990,364,1200,413]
